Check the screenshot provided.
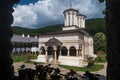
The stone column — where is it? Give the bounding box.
[53,46,57,64]
[54,50,57,64]
[0,0,19,79]
[83,41,85,59]
[59,50,62,56]
[67,49,70,56]
[76,49,79,56]
[79,50,82,56]
[45,46,48,63]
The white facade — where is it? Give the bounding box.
[36,8,95,67]
[63,9,86,31]
[11,34,39,54]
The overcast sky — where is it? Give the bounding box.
[12,0,105,29]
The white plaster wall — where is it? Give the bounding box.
[12,48,15,53]
[58,56,87,67]
[39,34,80,50]
[88,37,94,55]
[16,48,20,52]
[31,47,39,52]
[76,16,85,29]
[37,55,46,62]
[64,11,78,27]
[82,18,85,28]
[26,48,31,52]
[70,12,72,25]
[63,26,78,31]
[21,48,25,52]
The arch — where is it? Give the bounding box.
[69,46,76,56]
[61,46,67,56]
[40,46,45,55]
[47,46,54,55]
[45,37,62,46]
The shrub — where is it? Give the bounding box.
[95,51,107,63]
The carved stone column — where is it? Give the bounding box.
[106,0,120,80]
[54,50,57,64]
[59,50,62,56]
[76,49,79,56]
[53,46,57,64]
[45,46,48,63]
[67,49,70,56]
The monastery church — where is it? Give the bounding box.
[35,8,95,67]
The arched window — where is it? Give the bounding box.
[70,46,76,56]
[61,46,67,56]
[40,46,45,55]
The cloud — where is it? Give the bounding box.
[12,0,105,28]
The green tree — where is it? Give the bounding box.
[93,32,106,54]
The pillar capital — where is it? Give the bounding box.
[45,46,48,50]
[53,46,57,51]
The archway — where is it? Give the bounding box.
[47,46,54,55]
[69,46,76,56]
[61,46,67,56]
[40,46,45,55]
[45,37,62,63]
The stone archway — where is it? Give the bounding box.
[61,46,68,56]
[69,46,76,56]
[40,46,45,55]
[45,37,62,64]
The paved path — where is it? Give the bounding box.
[13,62,107,80]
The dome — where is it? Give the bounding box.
[45,37,62,46]
[63,8,79,14]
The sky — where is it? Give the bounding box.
[12,0,105,29]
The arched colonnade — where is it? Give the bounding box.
[39,37,82,64]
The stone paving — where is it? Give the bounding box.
[13,62,107,80]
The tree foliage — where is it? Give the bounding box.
[86,18,106,35]
[93,32,106,54]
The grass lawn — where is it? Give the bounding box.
[59,64,104,72]
[12,54,37,62]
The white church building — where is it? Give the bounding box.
[35,8,95,67]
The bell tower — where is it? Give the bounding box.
[63,2,86,31]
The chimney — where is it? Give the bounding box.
[27,34,30,38]
[22,34,25,38]
[35,36,37,39]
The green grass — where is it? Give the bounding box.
[12,54,37,62]
[59,64,104,72]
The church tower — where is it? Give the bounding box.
[63,8,86,31]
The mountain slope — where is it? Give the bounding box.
[12,18,105,36]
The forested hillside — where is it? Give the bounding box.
[86,18,106,35]
[12,18,105,36]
